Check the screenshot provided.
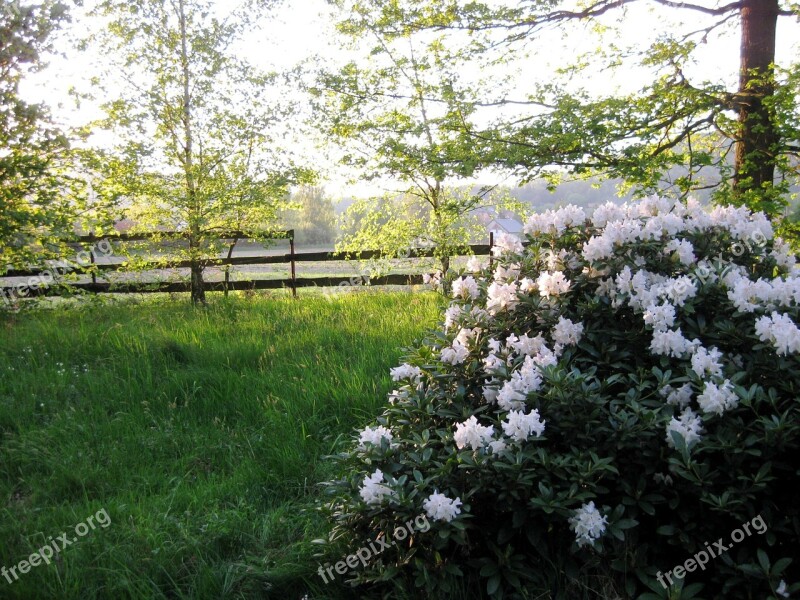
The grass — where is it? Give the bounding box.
[0,291,442,599]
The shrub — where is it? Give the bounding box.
[317,197,800,600]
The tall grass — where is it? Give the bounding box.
[0,291,441,599]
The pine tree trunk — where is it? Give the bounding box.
[733,0,779,198]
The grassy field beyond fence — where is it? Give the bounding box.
[0,292,441,599]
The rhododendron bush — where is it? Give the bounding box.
[319,197,800,600]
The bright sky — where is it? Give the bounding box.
[19,0,800,198]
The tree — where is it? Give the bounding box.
[327,0,799,218]
[0,0,79,269]
[312,10,525,277]
[89,0,312,303]
[282,186,337,245]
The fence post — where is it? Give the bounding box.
[90,244,97,287]
[489,231,494,271]
[289,230,297,298]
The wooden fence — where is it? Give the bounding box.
[0,230,497,300]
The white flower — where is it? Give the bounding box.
[755,312,800,355]
[492,232,524,257]
[441,341,470,365]
[569,501,608,547]
[659,383,693,408]
[664,238,696,266]
[533,345,558,368]
[359,469,395,505]
[691,346,724,378]
[519,277,537,294]
[591,202,626,228]
[507,332,546,357]
[488,439,507,455]
[493,263,520,281]
[357,425,393,450]
[582,234,615,262]
[423,271,442,287]
[455,327,480,347]
[509,356,543,394]
[665,408,703,448]
[390,363,422,384]
[466,255,484,273]
[388,388,410,405]
[776,580,790,598]
[454,416,494,451]
[423,492,462,522]
[552,317,584,346]
[444,305,462,330]
[643,302,676,331]
[697,380,738,416]
[483,352,505,375]
[660,275,697,307]
[649,329,698,358]
[537,271,571,298]
[452,276,480,300]
[486,281,520,314]
[497,380,527,411]
[483,380,500,403]
[501,409,546,442]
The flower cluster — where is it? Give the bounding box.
[325,196,799,598]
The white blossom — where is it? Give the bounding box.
[452,276,480,300]
[359,469,395,505]
[691,346,724,378]
[697,380,738,416]
[357,425,393,450]
[501,409,546,442]
[390,363,422,384]
[454,416,494,451]
[552,317,584,346]
[569,501,608,547]
[649,329,698,358]
[665,408,703,448]
[491,232,524,257]
[659,383,693,408]
[423,492,462,522]
[507,332,546,357]
[643,302,676,331]
[441,342,470,365]
[537,271,571,298]
[487,282,520,314]
[755,312,800,355]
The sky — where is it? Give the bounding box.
[18,0,800,198]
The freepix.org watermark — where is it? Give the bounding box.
[656,514,767,589]
[317,513,430,584]
[0,239,114,307]
[1,508,111,585]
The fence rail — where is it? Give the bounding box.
[1,230,497,301]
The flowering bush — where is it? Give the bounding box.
[319,197,800,599]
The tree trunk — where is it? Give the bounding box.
[178,0,205,305]
[733,0,779,199]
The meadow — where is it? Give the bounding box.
[0,291,441,599]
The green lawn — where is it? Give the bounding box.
[0,291,441,599]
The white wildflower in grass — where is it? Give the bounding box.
[501,409,546,442]
[697,380,739,416]
[665,408,703,448]
[552,317,584,347]
[357,425,393,450]
[454,416,495,451]
[452,276,480,300]
[659,383,693,408]
[444,305,462,330]
[691,346,724,378]
[359,469,395,505]
[643,302,676,331]
[664,238,696,266]
[649,328,698,358]
[755,312,800,355]
[390,363,422,384]
[423,492,462,522]
[569,501,608,547]
[466,255,484,273]
[441,341,470,365]
[492,232,524,257]
[537,271,571,298]
[507,332,546,357]
[487,281,520,315]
